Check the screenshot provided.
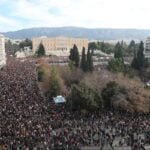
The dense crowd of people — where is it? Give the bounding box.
[0,58,150,150]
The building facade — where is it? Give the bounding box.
[0,34,6,68]
[32,36,88,56]
[144,38,150,58]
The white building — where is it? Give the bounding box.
[0,34,6,68]
[144,38,150,59]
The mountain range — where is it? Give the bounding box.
[1,27,150,42]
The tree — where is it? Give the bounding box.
[36,43,45,57]
[137,41,145,68]
[69,48,74,61]
[80,47,87,72]
[101,41,105,52]
[88,42,97,50]
[68,83,102,111]
[109,42,126,73]
[69,44,80,68]
[131,56,138,70]
[68,60,75,71]
[37,66,44,82]
[49,67,61,97]
[88,41,115,54]
[19,38,32,49]
[5,40,19,55]
[127,40,136,56]
[131,41,145,70]
[86,49,93,72]
[114,42,123,59]
[101,81,120,109]
[108,58,126,73]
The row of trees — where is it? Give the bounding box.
[19,38,32,49]
[68,80,126,111]
[88,41,115,54]
[69,45,93,72]
[36,40,148,75]
[108,40,148,74]
[88,40,140,56]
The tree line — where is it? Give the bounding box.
[69,45,93,72]
[108,40,149,74]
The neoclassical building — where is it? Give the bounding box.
[0,34,6,68]
[32,36,88,56]
[144,38,150,59]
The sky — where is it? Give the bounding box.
[0,0,150,32]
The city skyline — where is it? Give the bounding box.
[1,0,150,32]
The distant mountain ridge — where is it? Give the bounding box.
[1,27,150,41]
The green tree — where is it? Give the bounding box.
[36,43,45,57]
[49,67,61,97]
[131,41,145,70]
[101,41,105,52]
[88,41,115,54]
[5,40,19,55]
[37,67,44,82]
[88,42,97,50]
[69,44,80,68]
[109,42,126,73]
[68,83,102,111]
[19,38,32,49]
[131,57,138,70]
[80,47,87,72]
[127,40,136,56]
[86,49,93,72]
[114,42,123,59]
[108,58,126,73]
[68,60,75,71]
[137,41,145,68]
[69,48,74,61]
[101,81,120,109]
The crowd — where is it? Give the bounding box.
[0,58,150,150]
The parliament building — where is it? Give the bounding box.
[32,36,89,56]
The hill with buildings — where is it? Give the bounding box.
[2,27,150,41]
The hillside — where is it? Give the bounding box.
[2,27,150,41]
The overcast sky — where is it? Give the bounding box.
[0,0,150,32]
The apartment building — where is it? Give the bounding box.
[144,38,150,58]
[0,34,6,68]
[32,36,88,56]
